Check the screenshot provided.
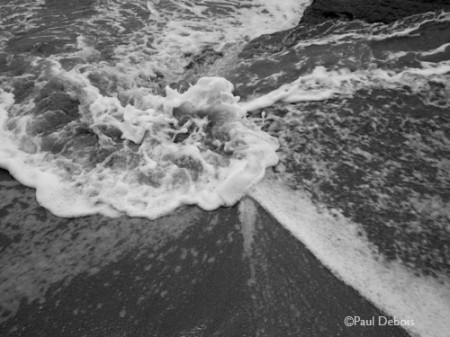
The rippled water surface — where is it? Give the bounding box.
[0,1,449,337]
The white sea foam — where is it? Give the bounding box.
[1,3,449,336]
[0,0,46,48]
[75,0,310,83]
[238,33,450,337]
[240,64,450,111]
[0,176,205,323]
[250,176,450,337]
[292,11,450,50]
[0,74,279,219]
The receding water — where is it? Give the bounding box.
[0,1,449,337]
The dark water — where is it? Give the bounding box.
[228,12,450,276]
[0,171,409,337]
[0,1,449,336]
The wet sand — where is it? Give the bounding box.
[1,0,447,335]
[0,169,410,336]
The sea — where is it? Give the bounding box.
[0,1,449,337]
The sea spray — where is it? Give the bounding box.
[250,177,450,337]
[0,74,279,219]
[1,2,449,337]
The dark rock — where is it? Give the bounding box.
[227,0,450,100]
[301,0,450,25]
[240,0,450,60]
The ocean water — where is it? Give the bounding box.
[0,1,449,336]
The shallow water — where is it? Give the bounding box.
[0,1,449,337]
[0,0,306,219]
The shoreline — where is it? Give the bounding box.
[0,169,411,336]
[1,0,449,335]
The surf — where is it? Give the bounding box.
[0,1,449,337]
